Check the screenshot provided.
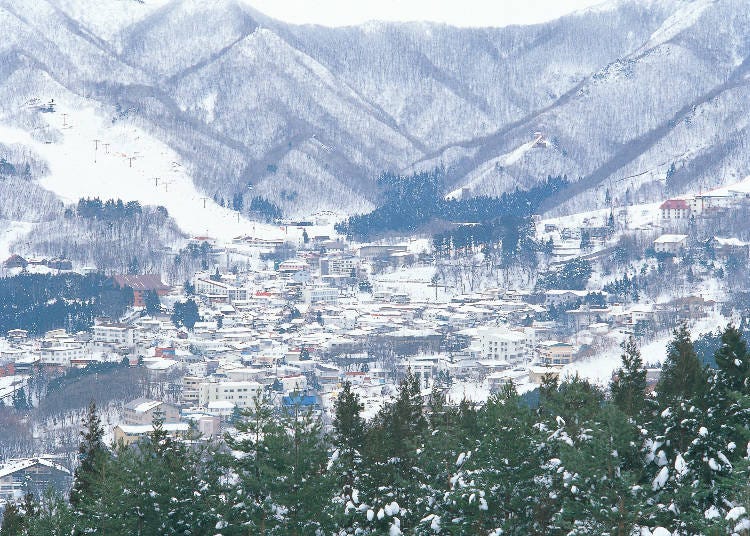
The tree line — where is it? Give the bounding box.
[336,171,568,242]
[0,273,133,335]
[5,324,750,534]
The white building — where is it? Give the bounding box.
[39,345,86,367]
[659,199,691,220]
[476,326,535,365]
[654,234,688,254]
[320,256,358,277]
[93,322,134,346]
[194,277,248,302]
[303,285,339,305]
[197,380,263,409]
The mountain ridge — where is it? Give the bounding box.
[0,0,748,218]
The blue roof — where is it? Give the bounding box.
[282,395,317,407]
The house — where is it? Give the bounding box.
[303,285,339,305]
[3,254,27,269]
[194,277,248,302]
[653,234,688,255]
[544,290,589,307]
[659,199,690,220]
[0,457,72,501]
[689,192,732,216]
[278,259,309,278]
[113,274,170,307]
[47,258,73,271]
[122,397,181,426]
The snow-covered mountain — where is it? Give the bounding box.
[2,0,750,217]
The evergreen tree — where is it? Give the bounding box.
[657,323,708,405]
[610,336,647,417]
[70,400,107,507]
[714,324,750,393]
[127,256,140,275]
[357,371,427,533]
[143,290,161,316]
[171,299,200,330]
[24,488,75,536]
[12,387,29,410]
[0,502,26,536]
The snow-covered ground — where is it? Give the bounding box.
[373,265,453,303]
[0,221,35,262]
[0,99,286,246]
[446,139,536,199]
[561,310,730,386]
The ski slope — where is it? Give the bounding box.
[1,100,285,244]
[446,139,536,199]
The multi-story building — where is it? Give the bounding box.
[93,321,134,346]
[197,380,263,409]
[659,199,691,220]
[112,274,170,307]
[476,327,535,365]
[538,341,575,365]
[303,285,339,305]
[319,255,358,277]
[653,234,688,255]
[39,345,86,367]
[0,457,72,501]
[122,398,181,426]
[182,376,203,405]
[194,277,248,302]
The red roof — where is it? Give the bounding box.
[113,274,170,292]
[659,199,689,210]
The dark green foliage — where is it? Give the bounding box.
[75,198,142,220]
[143,290,161,315]
[337,171,568,242]
[0,502,25,536]
[657,323,708,404]
[0,273,133,335]
[714,324,750,392]
[610,336,647,417]
[537,258,593,290]
[250,196,283,222]
[603,273,640,302]
[171,299,200,330]
[70,401,107,507]
[12,387,30,410]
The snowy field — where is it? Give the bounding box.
[0,98,286,247]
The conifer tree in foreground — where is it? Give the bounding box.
[656,323,707,405]
[610,336,647,418]
[0,502,25,536]
[70,400,107,507]
[714,324,750,393]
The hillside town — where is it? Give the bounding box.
[2,177,750,491]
